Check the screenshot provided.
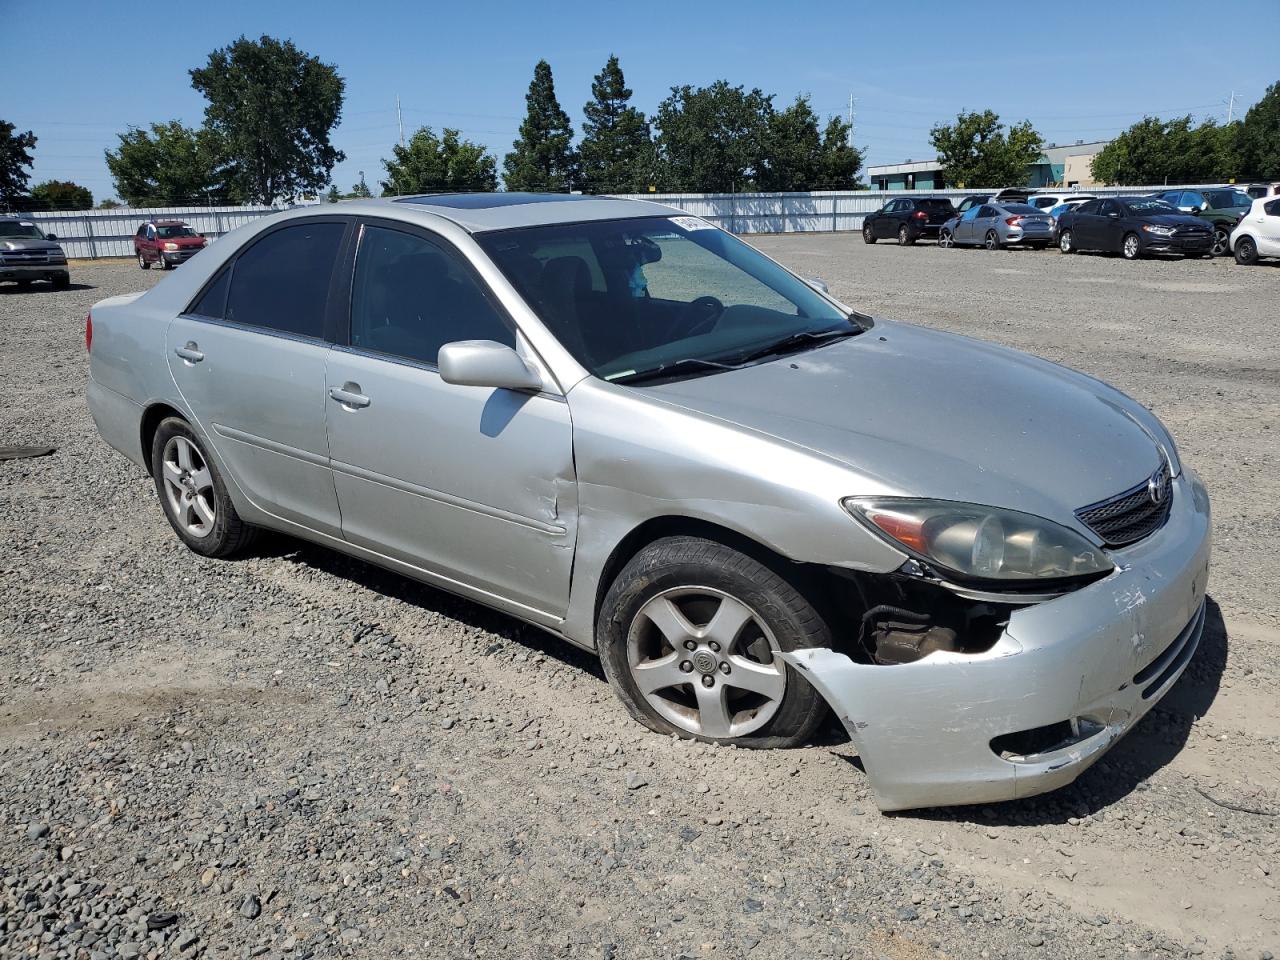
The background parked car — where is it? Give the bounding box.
[134,219,208,270]
[1046,198,1096,240]
[938,202,1053,249]
[1230,196,1280,265]
[1150,188,1252,256]
[0,215,70,289]
[1029,192,1095,211]
[862,197,957,245]
[1057,197,1212,259]
[954,194,991,218]
[1241,183,1280,199]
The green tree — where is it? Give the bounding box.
[97,197,122,209]
[105,121,228,206]
[0,120,37,206]
[30,180,92,210]
[1238,81,1280,180]
[382,127,497,195]
[504,60,578,191]
[190,35,345,203]
[653,81,774,192]
[814,116,865,190]
[1091,115,1240,185]
[758,96,823,191]
[929,110,1044,188]
[579,55,651,194]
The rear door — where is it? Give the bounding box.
[324,219,576,621]
[1260,199,1280,255]
[167,218,350,536]
[973,205,999,243]
[1070,200,1103,248]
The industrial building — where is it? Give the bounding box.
[866,140,1110,190]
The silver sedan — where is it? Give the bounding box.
[86,194,1210,811]
[940,202,1056,249]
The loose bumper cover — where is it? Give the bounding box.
[783,469,1211,812]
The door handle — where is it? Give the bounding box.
[329,382,370,409]
[174,342,204,364]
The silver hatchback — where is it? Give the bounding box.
[87,194,1210,811]
[940,202,1055,249]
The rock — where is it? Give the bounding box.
[451,912,468,928]
[625,771,647,790]
[897,906,919,921]
[239,893,262,919]
[26,823,50,840]
[744,899,764,913]
[146,912,178,930]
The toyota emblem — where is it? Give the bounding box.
[1147,470,1166,506]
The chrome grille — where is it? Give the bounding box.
[1076,466,1172,547]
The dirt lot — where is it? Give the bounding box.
[1,243,1277,960]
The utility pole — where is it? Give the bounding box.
[847,93,857,148]
[397,95,405,147]
[1226,90,1237,123]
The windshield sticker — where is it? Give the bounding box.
[19,221,35,227]
[671,216,715,232]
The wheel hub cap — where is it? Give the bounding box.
[692,650,718,674]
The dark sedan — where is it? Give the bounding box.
[862,197,957,245]
[1057,197,1213,260]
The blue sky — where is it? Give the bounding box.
[4,0,1277,202]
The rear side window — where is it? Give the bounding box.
[190,267,231,319]
[224,222,345,338]
[1265,199,1280,216]
[350,224,513,366]
[1076,200,1101,215]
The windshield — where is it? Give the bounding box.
[1122,198,1179,214]
[0,220,46,240]
[157,224,197,239]
[477,216,857,383]
[1203,189,1250,209]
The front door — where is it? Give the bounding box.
[167,219,349,536]
[325,221,576,621]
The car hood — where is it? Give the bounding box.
[1140,213,1210,229]
[640,320,1165,528]
[0,238,62,252]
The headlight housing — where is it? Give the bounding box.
[163,242,179,251]
[1142,224,1176,236]
[844,498,1113,583]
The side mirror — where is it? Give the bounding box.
[438,340,543,392]
[45,232,57,241]
[806,277,830,294]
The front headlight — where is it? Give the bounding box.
[844,498,1113,582]
[1142,224,1175,236]
[163,242,179,251]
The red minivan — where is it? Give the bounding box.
[134,220,208,270]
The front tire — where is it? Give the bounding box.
[151,417,257,558]
[597,536,829,749]
[1234,236,1259,265]
[938,229,954,249]
[1122,232,1142,260]
[862,224,876,244]
[1211,226,1230,258]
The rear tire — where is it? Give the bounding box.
[138,252,150,270]
[984,230,1000,250]
[151,417,258,559]
[862,224,876,244]
[597,536,829,749]
[897,225,914,246]
[1059,229,1075,254]
[1234,236,1259,265]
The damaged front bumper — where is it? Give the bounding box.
[784,469,1212,812]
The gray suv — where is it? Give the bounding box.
[0,216,70,288]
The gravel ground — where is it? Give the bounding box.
[1,246,1277,960]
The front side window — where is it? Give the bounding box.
[478,216,856,383]
[350,225,513,366]
[224,221,345,338]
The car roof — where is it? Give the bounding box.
[329,192,683,233]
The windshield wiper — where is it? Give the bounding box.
[609,357,739,385]
[731,326,858,365]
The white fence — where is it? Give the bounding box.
[17,185,1230,257]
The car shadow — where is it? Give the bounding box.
[892,596,1228,825]
[261,535,607,682]
[0,282,96,294]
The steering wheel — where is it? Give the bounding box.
[683,296,725,338]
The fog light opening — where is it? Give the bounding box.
[990,717,1104,761]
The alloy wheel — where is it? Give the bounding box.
[898,226,908,245]
[1211,228,1229,257]
[985,230,998,250]
[138,252,148,270]
[1059,230,1072,253]
[1123,234,1141,259]
[160,435,216,538]
[939,230,953,249]
[626,586,786,739]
